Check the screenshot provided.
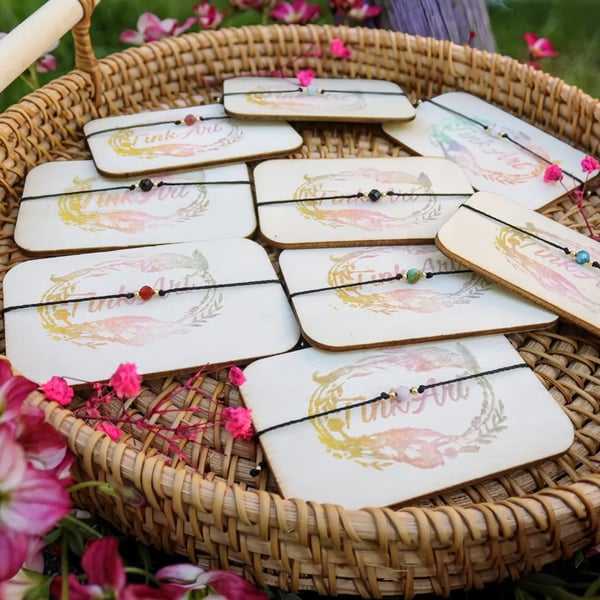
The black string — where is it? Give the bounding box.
[289,269,472,298]
[256,190,471,207]
[2,278,281,315]
[419,98,585,185]
[223,87,407,97]
[20,180,251,202]
[461,203,600,268]
[254,362,530,438]
[85,115,230,139]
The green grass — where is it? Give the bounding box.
[490,0,600,98]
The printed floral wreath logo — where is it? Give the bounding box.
[308,344,506,470]
[108,119,244,159]
[292,168,444,231]
[57,175,210,233]
[495,224,600,312]
[430,116,550,185]
[328,246,491,314]
[38,250,222,348]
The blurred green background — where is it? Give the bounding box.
[0,0,599,111]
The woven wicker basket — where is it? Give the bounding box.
[3,0,600,597]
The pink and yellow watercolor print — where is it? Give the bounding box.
[292,168,441,231]
[326,246,491,314]
[108,120,243,159]
[495,224,600,312]
[308,345,506,470]
[38,251,222,348]
[57,175,209,233]
[429,116,550,185]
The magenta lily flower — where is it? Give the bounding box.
[346,0,380,21]
[157,563,268,599]
[194,2,226,29]
[0,428,71,580]
[523,33,559,59]
[50,537,166,600]
[120,12,197,45]
[0,359,39,427]
[270,0,322,24]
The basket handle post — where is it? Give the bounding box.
[0,0,102,99]
[73,0,103,107]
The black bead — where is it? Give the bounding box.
[368,189,382,202]
[139,178,154,192]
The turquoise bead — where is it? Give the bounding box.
[405,268,422,284]
[575,250,590,264]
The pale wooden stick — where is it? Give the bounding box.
[0,0,102,94]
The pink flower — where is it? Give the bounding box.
[543,164,564,182]
[41,375,74,406]
[0,428,71,580]
[95,422,122,441]
[50,537,165,599]
[109,363,142,399]
[0,360,38,426]
[228,366,247,386]
[330,38,351,59]
[0,536,45,592]
[194,2,226,29]
[270,0,322,24]
[296,68,315,87]
[581,156,600,173]
[346,0,380,21]
[120,12,197,45]
[222,406,254,440]
[157,563,268,600]
[523,33,559,60]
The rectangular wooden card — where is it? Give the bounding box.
[253,157,474,247]
[4,239,300,384]
[84,103,303,177]
[436,191,600,336]
[382,92,589,210]
[14,160,256,253]
[241,336,574,508]
[279,245,556,350]
[223,77,415,122]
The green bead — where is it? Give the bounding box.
[405,268,422,284]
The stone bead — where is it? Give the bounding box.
[183,113,197,126]
[405,268,422,284]
[368,189,382,202]
[575,250,591,265]
[138,285,155,301]
[139,178,154,192]
[390,386,411,402]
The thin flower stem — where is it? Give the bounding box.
[68,480,114,494]
[124,566,158,584]
[61,535,69,600]
[61,514,103,539]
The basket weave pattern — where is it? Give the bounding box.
[2,1,600,596]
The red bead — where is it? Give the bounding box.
[183,114,197,126]
[138,285,155,301]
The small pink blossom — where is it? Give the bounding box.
[95,422,123,441]
[330,38,351,59]
[222,406,254,440]
[157,563,268,600]
[41,375,73,406]
[346,0,381,21]
[543,164,564,182]
[523,33,559,60]
[120,12,196,45]
[228,366,247,386]
[194,2,226,29]
[109,363,142,399]
[581,156,600,173]
[296,68,315,87]
[270,0,322,24]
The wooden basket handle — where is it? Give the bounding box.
[0,0,102,104]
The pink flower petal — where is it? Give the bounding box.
[17,408,69,470]
[109,363,141,399]
[0,529,30,581]
[95,422,122,441]
[81,537,126,591]
[228,366,246,386]
[41,375,73,406]
[119,29,145,45]
[36,53,57,73]
[296,68,315,87]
